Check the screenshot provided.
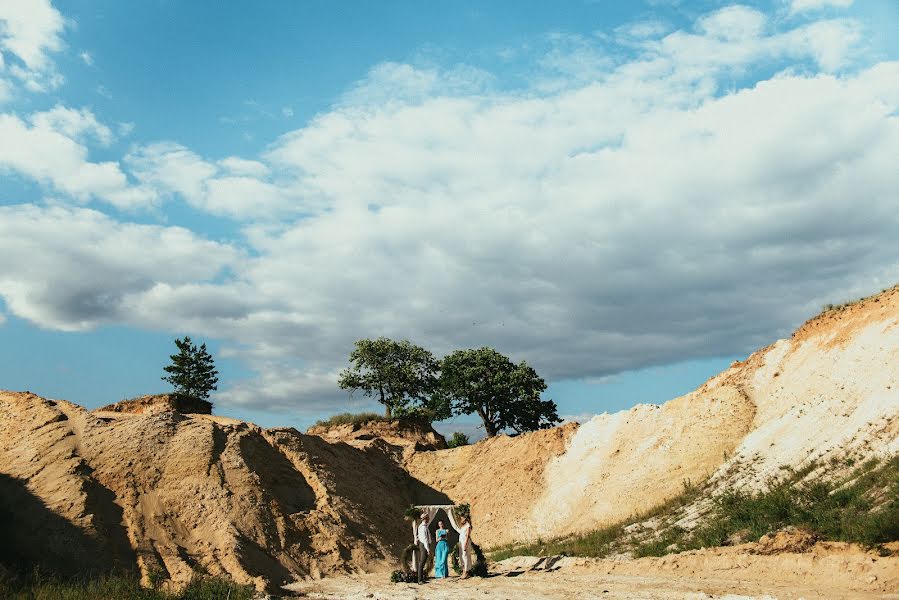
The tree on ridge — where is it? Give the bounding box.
[162,336,219,405]
[337,337,444,419]
[438,347,561,437]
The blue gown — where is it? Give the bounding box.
[434,528,449,578]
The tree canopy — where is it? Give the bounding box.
[438,347,561,437]
[162,336,219,404]
[337,337,444,419]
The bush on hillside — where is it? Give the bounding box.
[447,432,470,448]
[314,412,386,429]
[0,571,254,600]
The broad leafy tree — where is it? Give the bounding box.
[439,347,561,437]
[338,337,443,419]
[162,336,219,404]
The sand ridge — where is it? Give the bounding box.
[0,392,449,591]
[406,286,899,547]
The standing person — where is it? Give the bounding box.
[458,516,473,578]
[416,512,432,584]
[434,520,449,579]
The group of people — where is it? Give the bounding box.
[415,512,473,584]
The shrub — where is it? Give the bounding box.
[314,412,386,428]
[447,432,470,448]
[0,572,254,600]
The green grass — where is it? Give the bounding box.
[489,456,899,562]
[820,283,897,314]
[688,455,899,549]
[489,478,704,561]
[0,572,255,600]
[313,412,386,428]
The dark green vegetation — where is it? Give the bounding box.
[162,337,219,406]
[313,411,386,428]
[490,456,899,561]
[0,571,254,600]
[337,338,561,437]
[338,338,442,419]
[447,432,470,448]
[438,347,561,438]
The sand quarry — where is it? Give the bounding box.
[1,286,898,598]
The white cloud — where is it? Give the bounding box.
[698,5,767,41]
[0,0,66,91]
[118,121,135,136]
[219,156,270,178]
[0,110,154,208]
[0,204,241,331]
[78,50,92,66]
[30,104,113,145]
[127,143,296,218]
[2,4,897,417]
[126,142,216,200]
[789,0,854,15]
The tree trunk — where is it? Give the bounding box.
[476,406,496,437]
[380,385,390,418]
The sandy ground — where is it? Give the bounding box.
[286,548,899,600]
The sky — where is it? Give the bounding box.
[0,0,897,439]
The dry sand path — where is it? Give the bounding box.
[285,548,899,600]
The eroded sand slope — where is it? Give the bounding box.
[0,393,448,590]
[408,286,899,547]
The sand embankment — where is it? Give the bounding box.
[0,392,448,590]
[407,286,899,547]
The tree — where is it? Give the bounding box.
[447,432,470,448]
[337,337,444,419]
[438,347,561,437]
[162,336,219,403]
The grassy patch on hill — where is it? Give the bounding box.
[820,283,898,314]
[313,412,387,428]
[489,455,899,562]
[0,571,255,600]
[684,455,899,552]
[489,478,704,561]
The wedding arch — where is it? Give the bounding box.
[408,504,472,574]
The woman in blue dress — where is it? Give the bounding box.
[434,520,449,578]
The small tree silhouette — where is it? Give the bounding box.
[162,336,219,404]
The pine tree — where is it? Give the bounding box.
[162,336,219,403]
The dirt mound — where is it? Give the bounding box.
[0,391,449,591]
[754,527,819,555]
[307,418,447,459]
[405,423,579,547]
[95,393,212,415]
[407,286,899,548]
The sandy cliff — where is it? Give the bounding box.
[0,393,448,590]
[1,286,896,586]
[407,286,899,547]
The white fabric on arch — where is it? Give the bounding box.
[414,504,463,533]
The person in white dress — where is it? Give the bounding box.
[458,516,473,578]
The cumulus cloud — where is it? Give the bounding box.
[789,0,854,15]
[2,5,898,417]
[0,110,154,208]
[219,156,270,178]
[126,143,298,218]
[0,205,241,331]
[30,104,113,145]
[0,0,66,92]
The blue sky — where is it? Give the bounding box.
[1,0,897,438]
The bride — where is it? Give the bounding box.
[458,516,473,578]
